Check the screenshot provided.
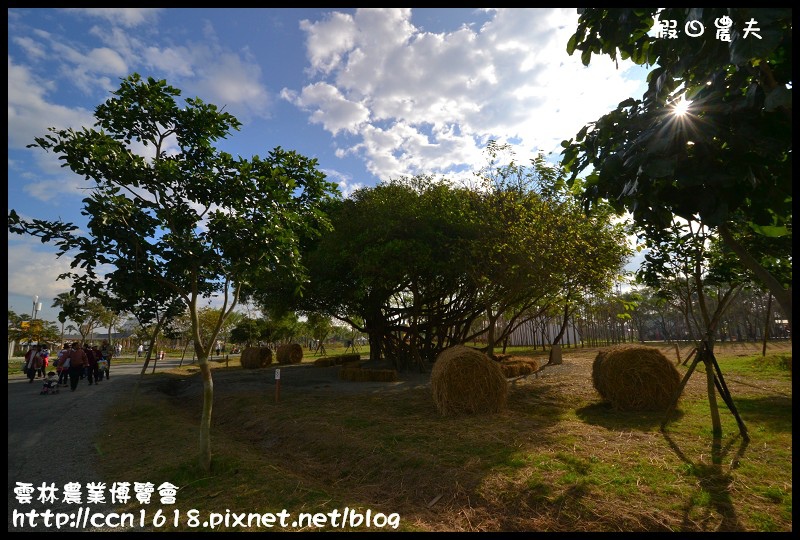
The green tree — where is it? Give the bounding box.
[56,295,106,345]
[561,8,792,330]
[637,218,749,350]
[304,312,333,353]
[7,73,338,471]
[52,291,79,346]
[229,317,270,348]
[285,172,628,368]
[7,310,59,351]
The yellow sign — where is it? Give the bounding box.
[20,321,30,330]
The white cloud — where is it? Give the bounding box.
[142,45,196,77]
[299,11,359,76]
[7,233,77,303]
[289,7,647,183]
[191,52,272,120]
[60,8,163,28]
[282,82,370,135]
[12,36,47,60]
[7,57,96,149]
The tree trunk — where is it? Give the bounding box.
[704,353,722,438]
[486,306,496,358]
[718,224,792,333]
[551,298,572,346]
[762,294,772,357]
[198,356,214,471]
[365,306,385,363]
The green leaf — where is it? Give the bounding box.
[764,86,792,112]
[566,33,578,56]
[749,223,789,237]
[640,159,675,178]
[581,48,592,67]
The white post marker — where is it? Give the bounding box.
[275,368,281,403]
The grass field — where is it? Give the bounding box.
[89,340,791,532]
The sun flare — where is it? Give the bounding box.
[673,96,691,116]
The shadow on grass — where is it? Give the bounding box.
[574,401,684,431]
[663,432,750,532]
[732,396,793,434]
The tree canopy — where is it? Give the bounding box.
[268,171,629,369]
[7,73,339,470]
[561,8,792,329]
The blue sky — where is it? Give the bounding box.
[8,8,649,325]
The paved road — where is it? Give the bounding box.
[7,358,184,533]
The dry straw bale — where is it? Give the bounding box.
[592,345,681,411]
[431,345,508,416]
[339,367,398,382]
[313,354,361,367]
[240,347,273,369]
[276,343,304,365]
[313,357,337,367]
[499,356,540,378]
[334,353,361,365]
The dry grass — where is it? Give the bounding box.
[97,341,792,532]
[500,356,540,378]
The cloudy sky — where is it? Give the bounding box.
[8,8,648,324]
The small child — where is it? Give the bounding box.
[40,371,59,395]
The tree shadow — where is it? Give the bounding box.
[575,401,684,431]
[727,396,793,434]
[663,432,750,532]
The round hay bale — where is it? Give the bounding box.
[276,343,303,364]
[240,347,273,369]
[431,345,508,416]
[592,345,682,411]
[499,356,540,378]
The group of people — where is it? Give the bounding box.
[22,345,50,384]
[25,340,115,394]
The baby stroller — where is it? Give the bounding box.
[40,372,59,395]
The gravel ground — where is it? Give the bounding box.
[7,359,179,533]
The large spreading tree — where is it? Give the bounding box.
[8,73,339,471]
[267,172,628,369]
[561,8,792,331]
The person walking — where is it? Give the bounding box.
[24,345,44,384]
[67,342,88,392]
[137,344,144,358]
[100,340,113,380]
[38,345,50,378]
[56,343,71,387]
[86,344,100,385]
